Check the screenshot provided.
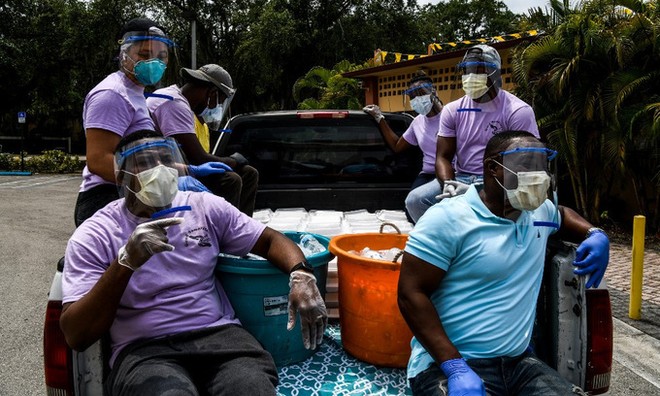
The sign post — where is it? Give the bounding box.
[17,111,26,172]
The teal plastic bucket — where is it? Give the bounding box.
[215,231,333,367]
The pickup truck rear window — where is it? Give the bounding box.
[220,115,421,187]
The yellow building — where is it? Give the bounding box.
[343,33,540,113]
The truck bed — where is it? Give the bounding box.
[276,324,409,395]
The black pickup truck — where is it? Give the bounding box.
[43,109,612,395]
[211,110,421,212]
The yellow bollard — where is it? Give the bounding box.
[629,215,646,320]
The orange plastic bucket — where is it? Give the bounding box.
[328,230,413,368]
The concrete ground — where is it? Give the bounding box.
[607,242,660,339]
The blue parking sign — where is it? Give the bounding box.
[18,111,26,124]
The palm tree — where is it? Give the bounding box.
[513,0,660,228]
[292,60,362,110]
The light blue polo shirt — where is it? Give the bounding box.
[404,185,559,379]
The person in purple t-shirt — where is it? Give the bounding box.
[405,44,540,222]
[74,19,226,226]
[74,18,175,226]
[363,71,443,222]
[147,64,259,217]
[60,130,327,395]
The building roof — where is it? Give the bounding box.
[343,30,542,79]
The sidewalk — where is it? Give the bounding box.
[607,242,660,339]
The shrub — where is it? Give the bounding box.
[0,151,84,173]
[0,153,21,171]
[26,150,85,173]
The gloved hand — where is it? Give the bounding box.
[229,152,249,168]
[117,217,184,271]
[188,162,233,177]
[177,176,210,193]
[574,229,610,288]
[287,271,328,350]
[363,104,384,123]
[440,358,486,396]
[436,180,470,200]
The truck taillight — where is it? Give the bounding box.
[585,289,612,394]
[297,111,348,119]
[43,300,73,396]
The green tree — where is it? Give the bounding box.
[516,0,576,32]
[232,0,424,111]
[513,0,660,227]
[417,0,518,43]
[293,60,362,109]
[0,0,159,152]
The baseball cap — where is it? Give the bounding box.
[181,64,235,98]
[461,44,501,69]
[119,18,167,39]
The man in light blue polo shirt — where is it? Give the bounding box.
[398,131,609,395]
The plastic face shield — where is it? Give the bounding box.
[218,85,236,126]
[203,87,236,131]
[120,28,175,63]
[114,137,187,190]
[403,82,434,110]
[457,49,501,88]
[119,28,179,84]
[493,147,559,226]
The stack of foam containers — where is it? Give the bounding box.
[305,210,345,237]
[251,207,414,320]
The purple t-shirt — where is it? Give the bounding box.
[62,191,266,367]
[438,90,539,175]
[80,71,155,191]
[402,113,441,175]
[146,85,196,137]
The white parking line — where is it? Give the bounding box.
[0,175,80,189]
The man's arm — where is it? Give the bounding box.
[250,227,307,272]
[378,120,412,154]
[60,260,133,351]
[435,136,456,185]
[250,227,327,349]
[171,133,239,168]
[60,217,183,351]
[555,206,594,244]
[397,252,460,363]
[398,252,486,393]
[85,128,122,183]
[363,104,411,153]
[556,206,610,288]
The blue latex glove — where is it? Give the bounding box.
[177,176,210,193]
[188,162,233,177]
[573,229,610,288]
[440,358,486,396]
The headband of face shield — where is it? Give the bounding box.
[119,29,176,86]
[491,147,558,215]
[114,137,186,208]
[403,82,436,115]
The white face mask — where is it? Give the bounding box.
[200,105,224,124]
[497,170,551,211]
[410,94,433,115]
[125,165,179,207]
[462,73,489,100]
